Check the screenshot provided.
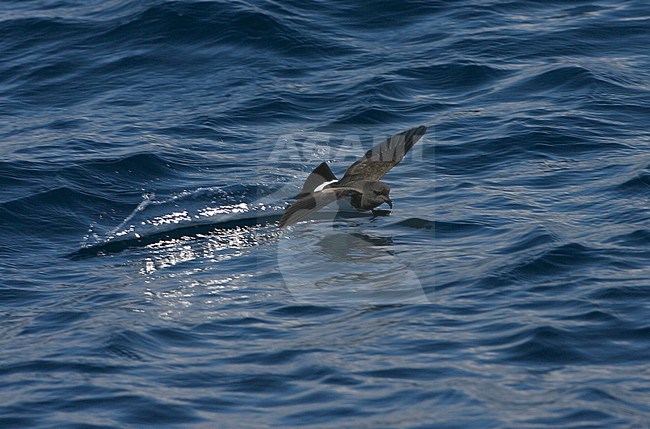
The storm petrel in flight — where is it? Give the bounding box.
[279,125,427,227]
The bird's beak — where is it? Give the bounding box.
[382,196,393,209]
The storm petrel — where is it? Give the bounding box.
[279,125,427,227]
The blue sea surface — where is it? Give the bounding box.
[1,0,649,427]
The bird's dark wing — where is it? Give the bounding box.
[294,162,337,199]
[339,125,427,184]
[279,187,360,227]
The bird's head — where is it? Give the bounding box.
[366,181,392,209]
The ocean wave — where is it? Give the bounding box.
[2,0,650,426]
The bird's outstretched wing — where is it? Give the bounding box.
[279,187,360,228]
[339,125,427,184]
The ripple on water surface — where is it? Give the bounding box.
[1,0,650,427]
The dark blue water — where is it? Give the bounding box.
[2,0,649,427]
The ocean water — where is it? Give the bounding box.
[1,0,649,427]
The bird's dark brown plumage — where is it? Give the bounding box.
[279,125,427,227]
[338,125,427,185]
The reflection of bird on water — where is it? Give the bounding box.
[279,125,427,227]
[317,233,396,262]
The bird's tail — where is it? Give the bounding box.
[294,162,337,199]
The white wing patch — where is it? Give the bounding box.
[313,180,338,193]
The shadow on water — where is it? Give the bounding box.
[278,224,429,305]
[317,232,395,260]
